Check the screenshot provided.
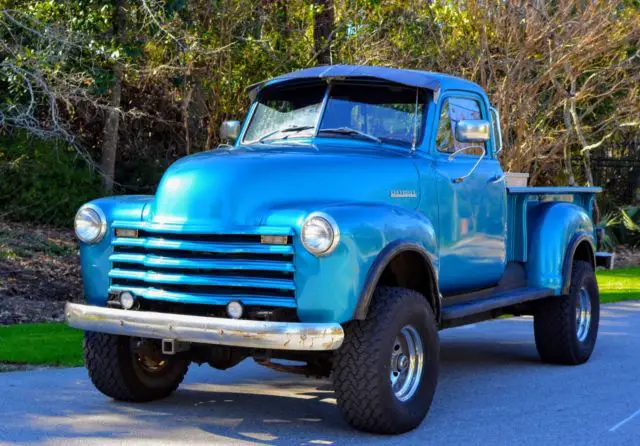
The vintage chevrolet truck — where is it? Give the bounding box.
[66,65,606,434]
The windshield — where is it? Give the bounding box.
[242,82,425,148]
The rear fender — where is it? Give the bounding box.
[561,233,596,294]
[526,202,595,294]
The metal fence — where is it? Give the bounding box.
[591,139,640,204]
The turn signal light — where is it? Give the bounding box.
[115,228,139,238]
[261,235,288,245]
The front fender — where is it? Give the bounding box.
[78,196,153,305]
[264,204,438,323]
[526,202,595,293]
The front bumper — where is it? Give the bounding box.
[65,303,344,351]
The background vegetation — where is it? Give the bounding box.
[0,323,83,366]
[1,0,639,226]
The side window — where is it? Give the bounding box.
[435,101,453,153]
[435,97,485,156]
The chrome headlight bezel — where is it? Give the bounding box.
[74,204,107,244]
[301,212,340,256]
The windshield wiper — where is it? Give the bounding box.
[258,125,314,143]
[318,127,382,144]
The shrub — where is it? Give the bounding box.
[0,133,103,227]
[599,205,640,249]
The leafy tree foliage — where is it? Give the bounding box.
[0,0,639,223]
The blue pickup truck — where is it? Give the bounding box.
[66,65,605,434]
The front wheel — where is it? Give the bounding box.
[534,260,600,365]
[84,332,189,402]
[332,287,439,434]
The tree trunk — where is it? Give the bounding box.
[182,60,193,156]
[312,0,334,65]
[562,100,577,186]
[101,64,122,193]
[634,167,640,205]
[100,0,125,193]
[275,0,290,50]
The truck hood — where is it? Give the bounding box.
[147,142,420,228]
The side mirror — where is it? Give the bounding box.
[220,120,241,143]
[455,120,490,143]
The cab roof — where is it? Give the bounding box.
[247,64,486,100]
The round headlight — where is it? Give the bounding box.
[301,212,340,256]
[74,205,107,244]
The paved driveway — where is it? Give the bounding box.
[1,302,640,445]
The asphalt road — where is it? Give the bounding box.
[1,302,640,445]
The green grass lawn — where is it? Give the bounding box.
[597,266,640,303]
[0,323,83,367]
[0,267,638,368]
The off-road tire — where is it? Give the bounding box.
[333,286,439,434]
[84,332,189,402]
[534,260,600,365]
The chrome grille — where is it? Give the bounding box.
[108,224,296,308]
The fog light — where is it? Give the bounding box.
[261,235,288,245]
[227,301,243,319]
[120,292,135,310]
[115,228,139,238]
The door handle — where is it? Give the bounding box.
[488,174,505,184]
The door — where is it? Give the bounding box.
[433,95,507,295]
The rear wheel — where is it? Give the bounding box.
[333,287,439,434]
[534,260,600,365]
[84,332,189,402]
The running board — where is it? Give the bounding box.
[442,287,554,322]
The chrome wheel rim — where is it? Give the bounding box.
[576,287,592,342]
[136,354,169,374]
[390,325,424,402]
[131,338,169,376]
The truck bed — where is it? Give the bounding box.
[440,186,602,328]
[506,186,601,263]
[507,186,602,194]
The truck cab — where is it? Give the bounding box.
[67,65,602,434]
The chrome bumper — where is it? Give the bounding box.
[64,303,344,351]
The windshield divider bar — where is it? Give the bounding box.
[313,82,332,137]
[411,88,419,151]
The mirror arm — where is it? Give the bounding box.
[447,144,484,161]
[450,146,487,183]
[490,106,503,154]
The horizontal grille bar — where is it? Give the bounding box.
[110,280,294,298]
[112,263,293,280]
[109,285,296,308]
[113,246,292,261]
[109,269,295,290]
[127,230,291,245]
[113,237,294,255]
[112,221,293,236]
[109,253,294,273]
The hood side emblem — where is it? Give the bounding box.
[390,190,417,199]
